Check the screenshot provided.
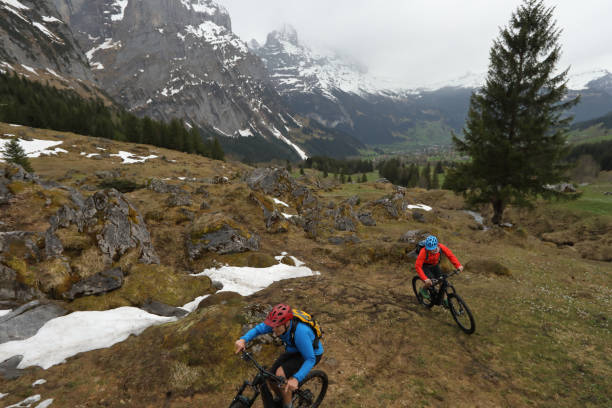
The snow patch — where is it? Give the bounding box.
[32,22,63,43]
[1,0,29,10]
[110,0,129,22]
[268,126,308,160]
[406,204,432,212]
[273,198,289,207]
[238,128,253,137]
[21,64,38,76]
[191,255,319,296]
[46,68,64,80]
[0,138,64,159]
[86,38,122,61]
[110,150,157,164]
[0,307,177,370]
[42,15,62,23]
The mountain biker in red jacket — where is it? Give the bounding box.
[416,235,463,287]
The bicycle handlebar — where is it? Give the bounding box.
[241,351,287,385]
[430,269,460,285]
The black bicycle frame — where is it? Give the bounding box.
[231,351,313,408]
[230,352,285,408]
[430,270,459,304]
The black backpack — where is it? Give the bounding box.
[413,239,427,256]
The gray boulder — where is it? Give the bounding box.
[0,355,24,380]
[63,267,123,300]
[166,192,192,207]
[0,231,43,263]
[141,300,188,317]
[147,178,184,194]
[188,225,260,257]
[0,300,67,343]
[0,264,38,309]
[246,168,294,196]
[0,180,11,205]
[399,230,425,243]
[357,211,376,226]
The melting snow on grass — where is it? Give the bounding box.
[0,307,177,370]
[110,151,157,164]
[0,255,317,372]
[0,138,67,160]
[407,204,432,211]
[192,253,319,296]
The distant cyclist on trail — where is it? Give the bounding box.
[416,235,464,289]
[235,304,324,408]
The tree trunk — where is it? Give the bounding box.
[491,199,505,225]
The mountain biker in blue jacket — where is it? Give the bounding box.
[235,304,324,408]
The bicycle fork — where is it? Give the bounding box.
[231,380,259,407]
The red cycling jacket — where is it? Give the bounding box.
[415,243,462,281]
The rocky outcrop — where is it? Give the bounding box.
[0,264,39,309]
[0,0,95,87]
[51,0,302,158]
[188,213,260,258]
[247,168,321,238]
[63,267,124,300]
[248,192,289,233]
[246,168,296,197]
[333,203,358,232]
[48,189,159,264]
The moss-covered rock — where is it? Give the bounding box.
[465,259,512,276]
[67,264,213,311]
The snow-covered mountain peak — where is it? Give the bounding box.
[566,68,611,90]
[252,25,401,99]
[266,24,299,46]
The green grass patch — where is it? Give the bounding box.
[549,181,612,216]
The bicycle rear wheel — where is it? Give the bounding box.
[293,370,328,408]
[412,276,435,308]
[448,293,475,334]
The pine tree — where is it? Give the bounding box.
[2,139,33,172]
[445,0,578,224]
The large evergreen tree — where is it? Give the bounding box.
[445,0,578,224]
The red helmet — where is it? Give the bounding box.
[264,304,293,327]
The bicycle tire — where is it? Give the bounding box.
[293,370,328,408]
[412,276,435,308]
[448,293,475,334]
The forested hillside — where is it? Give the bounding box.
[0,72,224,159]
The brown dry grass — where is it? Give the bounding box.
[1,123,611,408]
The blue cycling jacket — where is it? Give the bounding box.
[241,320,324,382]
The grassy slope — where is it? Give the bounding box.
[1,123,610,408]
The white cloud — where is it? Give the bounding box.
[219,0,612,87]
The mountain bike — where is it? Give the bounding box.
[412,269,476,334]
[229,351,328,408]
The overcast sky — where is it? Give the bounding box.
[218,0,612,88]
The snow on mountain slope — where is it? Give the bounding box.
[251,24,398,100]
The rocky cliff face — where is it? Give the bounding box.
[51,0,306,158]
[0,0,95,86]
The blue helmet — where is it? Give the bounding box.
[425,235,438,250]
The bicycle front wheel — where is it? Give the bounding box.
[293,370,328,408]
[412,276,435,308]
[448,293,475,334]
